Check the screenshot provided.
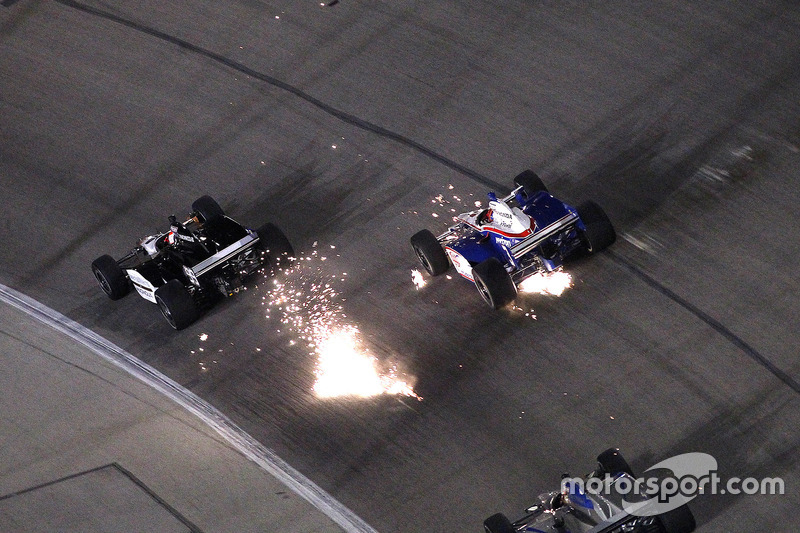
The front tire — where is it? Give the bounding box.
[410,229,449,276]
[596,447,635,477]
[514,170,548,199]
[472,258,516,310]
[483,513,515,533]
[154,280,199,330]
[257,223,295,268]
[91,255,131,300]
[578,200,616,253]
[192,195,224,225]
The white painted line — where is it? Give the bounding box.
[0,283,378,533]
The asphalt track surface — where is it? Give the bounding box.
[2,1,800,531]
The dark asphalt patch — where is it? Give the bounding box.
[609,250,800,395]
[53,0,505,192]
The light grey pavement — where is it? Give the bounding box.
[0,296,346,533]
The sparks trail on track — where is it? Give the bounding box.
[518,270,573,296]
[264,245,421,400]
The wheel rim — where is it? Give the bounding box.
[93,268,112,295]
[156,296,177,328]
[414,246,432,274]
[475,278,493,307]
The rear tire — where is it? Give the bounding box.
[91,255,130,300]
[657,504,696,533]
[410,229,449,276]
[257,223,295,268]
[578,201,616,253]
[596,448,635,477]
[154,280,199,330]
[483,513,515,533]
[192,195,224,224]
[472,258,516,309]
[513,170,548,199]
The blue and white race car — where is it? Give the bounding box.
[483,448,696,533]
[410,171,616,309]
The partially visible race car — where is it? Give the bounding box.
[91,195,294,330]
[410,171,615,309]
[483,448,696,533]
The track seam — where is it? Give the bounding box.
[0,283,378,533]
[609,251,800,395]
[54,0,505,192]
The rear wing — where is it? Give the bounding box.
[191,231,259,277]
[584,509,642,533]
[585,502,695,533]
[509,212,579,260]
[505,506,661,533]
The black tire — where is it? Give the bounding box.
[410,229,449,276]
[257,223,295,267]
[483,513,515,533]
[596,448,635,477]
[472,258,516,309]
[513,169,548,198]
[657,504,696,533]
[154,279,199,330]
[91,254,130,300]
[192,195,224,224]
[578,200,616,253]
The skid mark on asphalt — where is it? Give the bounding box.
[608,251,800,396]
[54,0,505,193]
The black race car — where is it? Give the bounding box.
[91,195,293,329]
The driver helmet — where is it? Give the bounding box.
[168,214,180,234]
